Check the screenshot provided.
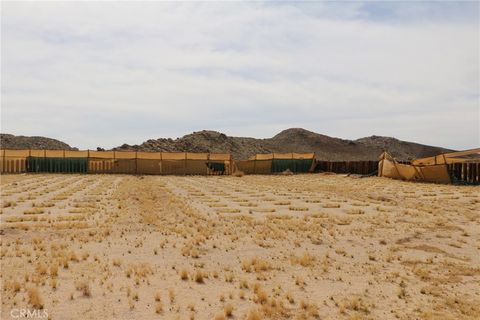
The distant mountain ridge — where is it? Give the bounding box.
[115,128,453,161]
[0,129,452,161]
[0,134,77,151]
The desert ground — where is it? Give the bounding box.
[1,174,479,320]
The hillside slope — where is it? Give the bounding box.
[0,134,77,150]
[115,128,452,161]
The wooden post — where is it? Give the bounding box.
[159,152,163,175]
[184,152,187,176]
[135,151,138,175]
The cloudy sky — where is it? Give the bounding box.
[1,1,479,150]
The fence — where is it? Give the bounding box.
[313,160,378,175]
[236,153,315,174]
[447,163,480,184]
[0,150,232,175]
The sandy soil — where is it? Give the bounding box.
[1,174,479,320]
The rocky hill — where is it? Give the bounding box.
[114,128,452,161]
[1,130,452,161]
[0,134,77,150]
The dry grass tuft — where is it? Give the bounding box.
[27,287,44,309]
[224,303,234,317]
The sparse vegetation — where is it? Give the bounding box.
[1,174,478,319]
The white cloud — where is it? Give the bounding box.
[1,1,478,150]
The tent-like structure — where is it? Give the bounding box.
[378,148,480,184]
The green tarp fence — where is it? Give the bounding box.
[26,157,88,173]
[207,162,226,173]
[271,159,313,173]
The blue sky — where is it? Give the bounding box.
[1,1,479,150]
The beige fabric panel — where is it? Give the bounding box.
[209,154,231,161]
[137,152,160,159]
[162,160,186,174]
[186,153,209,160]
[30,150,45,157]
[88,160,115,173]
[443,148,480,158]
[273,153,293,159]
[379,159,401,179]
[44,150,64,157]
[411,156,438,166]
[292,153,315,159]
[114,151,136,159]
[1,158,26,173]
[255,153,274,160]
[4,150,29,157]
[112,159,136,173]
[254,160,272,174]
[89,151,115,159]
[236,160,255,174]
[137,159,161,174]
[162,152,186,160]
[396,163,421,181]
[185,160,208,175]
[444,157,480,164]
[412,149,480,166]
[420,165,451,184]
[65,150,88,157]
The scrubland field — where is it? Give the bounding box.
[1,174,479,320]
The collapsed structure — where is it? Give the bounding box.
[378,148,480,184]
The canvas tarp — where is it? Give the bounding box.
[1,158,27,173]
[248,153,315,160]
[88,159,115,173]
[418,165,451,184]
[378,151,451,184]
[235,160,255,174]
[412,148,480,165]
[136,159,162,174]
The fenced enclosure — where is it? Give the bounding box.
[447,163,480,184]
[313,160,378,175]
[235,153,315,174]
[0,150,232,175]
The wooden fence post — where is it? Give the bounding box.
[135,151,138,175]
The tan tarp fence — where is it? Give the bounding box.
[137,159,161,174]
[412,148,480,165]
[236,160,255,174]
[239,153,314,174]
[248,152,315,160]
[1,150,232,175]
[88,159,115,173]
[379,151,451,184]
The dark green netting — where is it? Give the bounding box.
[27,157,88,173]
[271,159,313,173]
[207,162,225,173]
